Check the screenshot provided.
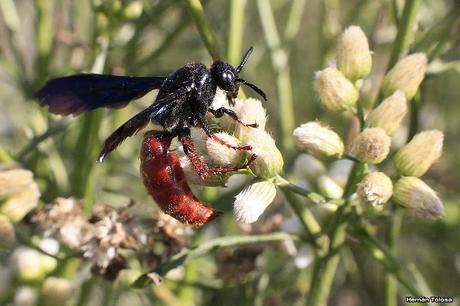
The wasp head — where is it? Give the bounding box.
[211,47,267,102]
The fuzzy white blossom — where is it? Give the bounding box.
[314,67,359,112]
[293,122,344,160]
[233,181,277,224]
[336,25,372,81]
[394,130,443,177]
[393,177,444,219]
[382,53,427,100]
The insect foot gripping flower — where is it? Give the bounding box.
[395,130,443,177]
[293,122,344,160]
[0,168,40,222]
[365,91,407,136]
[393,177,444,219]
[314,67,359,112]
[357,172,393,206]
[234,181,277,224]
[235,98,268,133]
[351,128,391,164]
[381,53,427,100]
[41,277,73,306]
[336,25,372,81]
[0,214,15,249]
[245,129,284,179]
[206,132,245,166]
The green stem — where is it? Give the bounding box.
[256,0,295,153]
[184,0,221,60]
[384,210,402,306]
[306,162,366,306]
[386,0,422,71]
[132,232,298,288]
[72,22,110,214]
[0,147,14,163]
[227,0,246,64]
[274,175,333,205]
[358,228,428,304]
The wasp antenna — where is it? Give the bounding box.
[237,78,267,101]
[236,47,254,73]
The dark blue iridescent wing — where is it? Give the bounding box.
[35,74,166,115]
[97,96,179,162]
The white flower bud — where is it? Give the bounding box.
[293,122,344,160]
[0,168,34,196]
[236,98,268,132]
[393,177,444,219]
[246,129,284,179]
[0,214,15,249]
[206,132,245,166]
[0,182,40,222]
[351,128,391,164]
[233,181,277,224]
[336,26,372,81]
[357,172,393,206]
[365,91,408,136]
[382,53,427,100]
[318,175,344,199]
[12,246,58,282]
[14,287,37,306]
[179,156,228,187]
[314,67,359,112]
[394,130,443,177]
[41,277,73,306]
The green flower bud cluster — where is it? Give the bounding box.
[294,26,444,219]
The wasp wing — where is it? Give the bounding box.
[35,74,166,115]
[97,102,175,162]
[97,67,197,162]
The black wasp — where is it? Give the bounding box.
[36,47,266,174]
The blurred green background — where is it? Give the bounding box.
[0,0,459,305]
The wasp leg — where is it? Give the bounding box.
[179,132,256,179]
[208,107,258,128]
[197,116,252,151]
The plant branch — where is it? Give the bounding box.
[184,0,221,60]
[386,0,422,71]
[132,232,298,288]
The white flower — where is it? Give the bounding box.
[233,181,277,224]
[293,122,344,160]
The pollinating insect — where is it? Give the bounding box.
[35,47,266,225]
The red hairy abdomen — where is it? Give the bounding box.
[140,131,221,227]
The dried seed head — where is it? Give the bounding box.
[206,132,245,166]
[393,177,444,219]
[382,53,427,100]
[336,26,372,81]
[314,67,359,112]
[318,175,344,199]
[365,91,408,136]
[357,172,393,206]
[293,122,344,160]
[0,214,15,249]
[233,181,277,224]
[394,130,443,177]
[351,128,391,164]
[246,129,284,179]
[41,277,73,306]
